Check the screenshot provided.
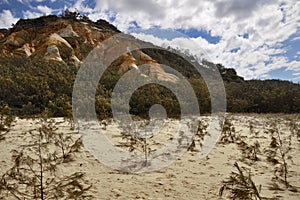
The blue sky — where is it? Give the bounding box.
[0,0,299,83]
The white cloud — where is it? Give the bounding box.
[23,10,42,19]
[37,5,53,15]
[292,72,300,82]
[215,0,266,20]
[0,0,9,5]
[21,5,53,19]
[0,10,18,28]
[85,0,300,80]
[95,0,165,20]
[70,0,94,13]
[285,60,300,72]
[292,36,300,41]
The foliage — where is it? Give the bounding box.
[265,121,292,189]
[249,121,259,136]
[226,80,300,113]
[0,104,15,141]
[288,119,300,143]
[0,56,75,117]
[0,117,91,199]
[188,119,208,152]
[61,9,80,20]
[239,141,261,162]
[219,162,262,200]
[128,84,181,118]
[54,132,82,163]
[219,117,245,144]
[117,122,154,168]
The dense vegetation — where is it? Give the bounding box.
[0,53,299,118]
[144,48,300,114]
[0,56,75,117]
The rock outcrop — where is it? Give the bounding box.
[57,24,79,38]
[0,29,8,41]
[4,31,27,47]
[44,45,62,62]
[0,15,179,83]
[14,43,35,57]
[46,33,72,49]
[132,50,179,83]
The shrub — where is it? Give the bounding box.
[219,117,244,144]
[239,141,261,162]
[188,119,208,152]
[0,117,91,199]
[0,104,15,141]
[265,121,292,189]
[117,121,154,170]
[219,162,262,200]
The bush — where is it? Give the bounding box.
[265,121,293,189]
[0,104,15,141]
[219,162,262,200]
[0,117,91,199]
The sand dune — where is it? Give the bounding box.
[0,114,299,199]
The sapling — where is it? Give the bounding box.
[0,118,91,199]
[188,119,208,152]
[265,121,292,189]
[117,122,153,168]
[40,115,82,162]
[249,121,259,137]
[65,117,76,131]
[288,119,300,143]
[0,104,15,141]
[219,117,244,144]
[219,162,262,200]
[239,141,261,162]
[54,133,83,162]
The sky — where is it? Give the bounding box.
[0,0,299,82]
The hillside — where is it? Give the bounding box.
[0,12,299,118]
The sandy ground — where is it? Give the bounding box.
[0,113,299,199]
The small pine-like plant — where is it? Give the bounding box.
[220,117,243,144]
[288,119,300,143]
[239,141,261,162]
[219,162,262,200]
[188,119,208,152]
[54,132,83,163]
[0,117,91,199]
[265,121,292,189]
[65,117,76,131]
[117,122,153,168]
[249,121,259,137]
[0,104,15,141]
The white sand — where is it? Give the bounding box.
[0,114,299,199]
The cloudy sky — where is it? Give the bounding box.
[0,0,299,82]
